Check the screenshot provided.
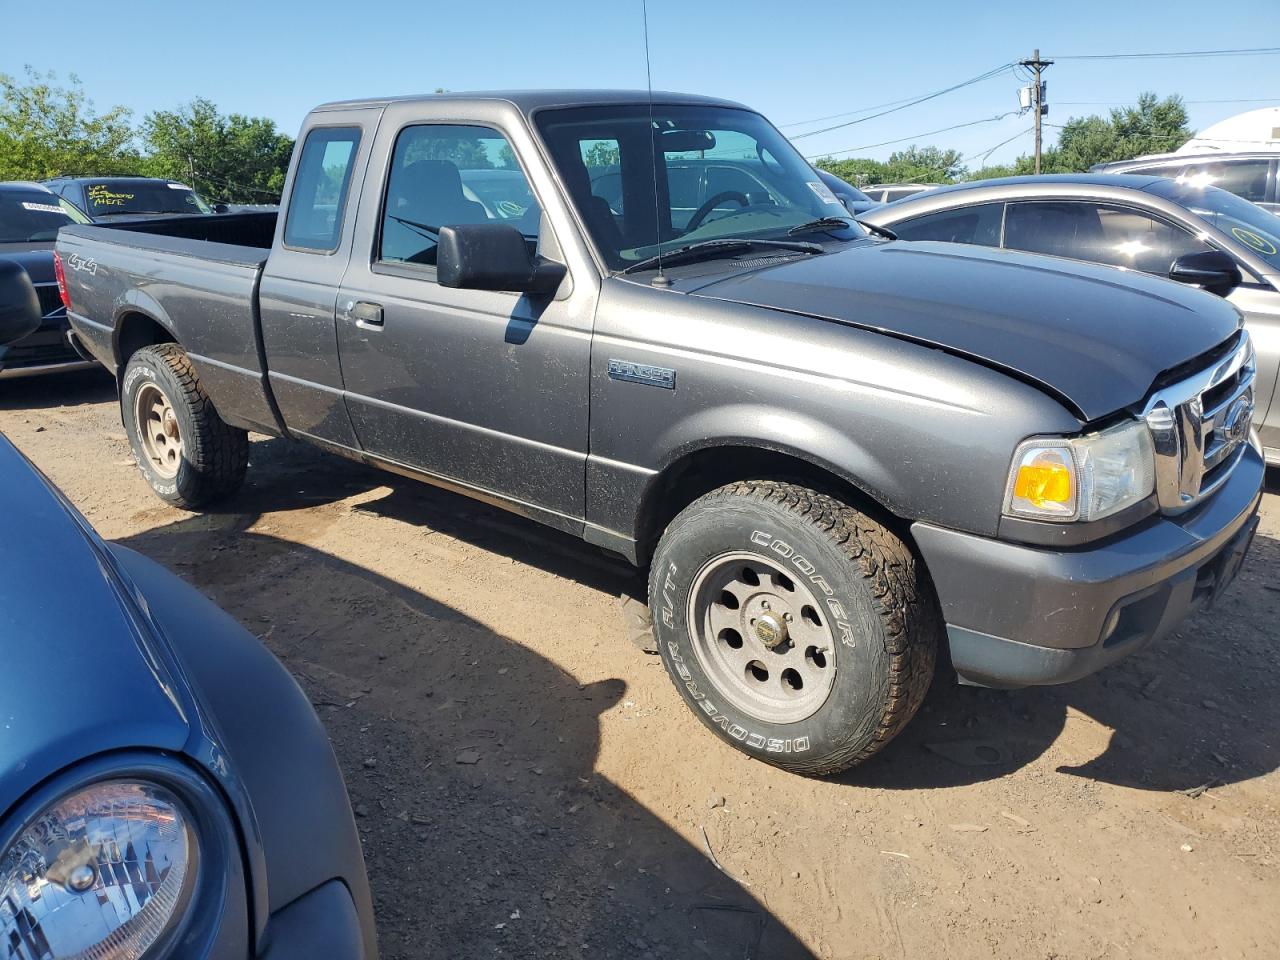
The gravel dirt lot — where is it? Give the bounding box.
[4,368,1279,960]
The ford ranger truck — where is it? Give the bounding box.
[57,91,1264,776]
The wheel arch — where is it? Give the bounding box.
[634,438,910,567]
[112,295,179,379]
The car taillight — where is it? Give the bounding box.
[53,250,71,310]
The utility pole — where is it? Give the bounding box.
[1020,49,1053,174]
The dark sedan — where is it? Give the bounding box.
[860,173,1280,462]
[815,169,879,215]
[0,427,378,958]
[0,183,98,378]
[42,177,225,220]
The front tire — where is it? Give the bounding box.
[649,480,938,775]
[122,343,248,508]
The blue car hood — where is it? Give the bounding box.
[0,434,189,816]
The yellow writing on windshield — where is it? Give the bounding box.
[87,184,135,207]
[1231,226,1278,257]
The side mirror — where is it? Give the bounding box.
[212,202,230,214]
[0,259,42,346]
[1168,249,1241,298]
[437,223,565,295]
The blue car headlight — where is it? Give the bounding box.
[0,781,198,959]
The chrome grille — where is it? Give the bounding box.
[32,281,65,320]
[1143,333,1255,514]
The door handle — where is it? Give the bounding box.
[344,300,384,331]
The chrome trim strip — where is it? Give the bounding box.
[0,360,98,380]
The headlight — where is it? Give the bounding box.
[0,781,197,959]
[1004,419,1155,522]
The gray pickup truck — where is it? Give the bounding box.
[58,91,1264,775]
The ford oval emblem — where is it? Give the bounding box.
[1224,394,1254,445]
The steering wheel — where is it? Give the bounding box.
[684,191,750,232]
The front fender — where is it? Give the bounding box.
[653,403,902,515]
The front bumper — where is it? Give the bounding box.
[0,314,97,378]
[912,444,1265,687]
[258,881,367,960]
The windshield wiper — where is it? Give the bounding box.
[786,217,857,237]
[619,238,824,275]
[858,220,897,240]
[387,214,441,240]
[788,216,897,240]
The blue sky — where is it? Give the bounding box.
[3,0,1277,169]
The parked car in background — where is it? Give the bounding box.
[862,182,939,204]
[41,176,226,219]
[815,169,879,215]
[1092,153,1278,213]
[58,90,1263,776]
[0,181,98,378]
[0,431,378,959]
[859,173,1280,462]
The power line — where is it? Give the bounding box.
[805,112,1021,159]
[968,127,1035,168]
[788,63,1016,139]
[780,66,1012,129]
[1049,46,1280,61]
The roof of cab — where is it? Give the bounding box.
[310,89,749,115]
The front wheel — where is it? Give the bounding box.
[122,343,248,508]
[649,480,938,776]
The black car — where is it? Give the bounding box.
[815,169,880,215]
[42,176,224,220]
[0,182,98,378]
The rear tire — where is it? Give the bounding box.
[122,343,248,508]
[649,480,938,775]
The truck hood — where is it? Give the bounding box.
[0,244,55,285]
[690,240,1244,420]
[0,435,188,817]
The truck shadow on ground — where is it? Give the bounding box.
[0,367,115,410]
[119,490,810,959]
[159,435,1280,800]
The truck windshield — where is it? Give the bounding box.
[0,190,90,242]
[535,104,857,270]
[1148,179,1280,271]
[83,180,214,218]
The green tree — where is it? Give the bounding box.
[0,67,139,180]
[582,141,621,168]
[884,145,966,182]
[1054,92,1191,170]
[142,98,293,203]
[815,146,965,187]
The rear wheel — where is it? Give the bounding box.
[649,480,938,775]
[122,343,248,508]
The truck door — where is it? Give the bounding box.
[334,109,595,527]
[259,112,373,451]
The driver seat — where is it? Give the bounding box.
[563,160,624,256]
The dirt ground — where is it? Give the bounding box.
[4,368,1279,960]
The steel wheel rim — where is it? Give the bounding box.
[134,383,184,480]
[687,550,838,724]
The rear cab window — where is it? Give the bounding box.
[284,127,362,252]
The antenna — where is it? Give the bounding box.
[641,0,670,287]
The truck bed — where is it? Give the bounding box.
[57,213,284,435]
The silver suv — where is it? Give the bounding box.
[1092,152,1279,213]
